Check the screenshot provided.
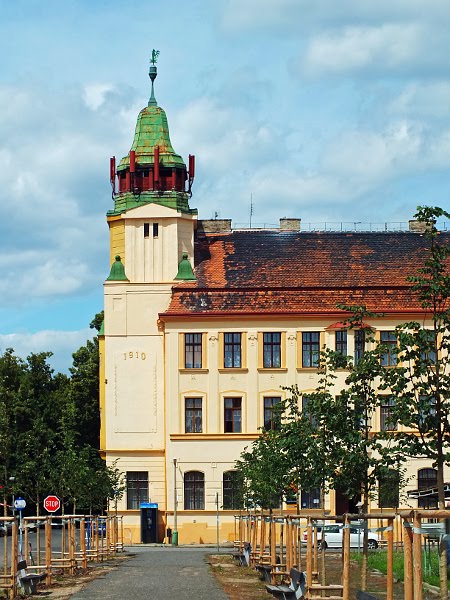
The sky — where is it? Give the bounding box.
[1,0,450,373]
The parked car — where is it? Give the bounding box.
[302,523,379,549]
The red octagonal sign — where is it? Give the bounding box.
[43,495,61,513]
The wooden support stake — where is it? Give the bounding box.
[387,517,394,600]
[413,512,423,600]
[45,518,52,586]
[402,518,413,600]
[306,518,313,596]
[80,519,87,569]
[342,516,350,600]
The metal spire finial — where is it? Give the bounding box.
[148,49,160,106]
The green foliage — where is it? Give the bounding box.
[0,312,121,516]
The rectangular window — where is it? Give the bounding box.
[185,398,202,433]
[126,472,148,510]
[380,331,398,366]
[421,329,437,364]
[301,488,322,509]
[335,330,347,356]
[418,395,436,431]
[263,333,281,368]
[224,333,242,368]
[144,223,149,238]
[302,332,320,368]
[380,397,397,431]
[263,397,281,430]
[223,471,243,510]
[378,470,400,508]
[184,333,202,369]
[224,397,242,433]
[354,330,366,365]
[302,395,317,429]
[153,223,159,238]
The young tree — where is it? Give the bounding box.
[382,206,450,599]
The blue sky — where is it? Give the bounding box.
[1,0,450,372]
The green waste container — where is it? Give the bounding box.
[172,530,178,546]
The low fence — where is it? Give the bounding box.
[0,515,123,599]
[233,509,450,600]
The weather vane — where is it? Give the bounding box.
[150,49,160,65]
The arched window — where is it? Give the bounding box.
[223,471,243,510]
[184,471,204,510]
[418,468,438,509]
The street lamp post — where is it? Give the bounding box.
[173,459,178,546]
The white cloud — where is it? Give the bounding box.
[0,328,94,374]
[389,82,450,119]
[303,24,423,75]
[83,83,115,110]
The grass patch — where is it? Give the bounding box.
[352,549,448,589]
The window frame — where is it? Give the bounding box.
[263,396,281,430]
[184,471,205,510]
[300,488,322,509]
[126,471,149,510]
[378,469,400,508]
[302,332,320,368]
[263,332,282,368]
[380,396,397,431]
[223,471,243,510]
[354,329,366,365]
[335,330,347,356]
[380,331,398,367]
[224,397,242,433]
[185,397,202,433]
[224,333,242,368]
[184,333,203,369]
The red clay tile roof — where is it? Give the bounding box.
[163,230,450,317]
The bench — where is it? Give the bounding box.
[266,567,305,600]
[255,563,272,582]
[18,560,46,595]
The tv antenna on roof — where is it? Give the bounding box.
[249,194,254,228]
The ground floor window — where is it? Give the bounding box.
[378,469,400,508]
[300,488,321,509]
[223,471,243,510]
[184,471,205,510]
[126,471,148,510]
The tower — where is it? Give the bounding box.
[100,54,197,540]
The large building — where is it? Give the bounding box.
[100,62,450,544]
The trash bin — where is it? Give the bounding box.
[172,530,178,546]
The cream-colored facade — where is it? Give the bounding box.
[101,69,448,545]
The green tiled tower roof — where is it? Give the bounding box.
[117,105,185,171]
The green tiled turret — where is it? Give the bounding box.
[175,253,196,281]
[117,106,185,171]
[107,256,129,281]
[108,53,197,217]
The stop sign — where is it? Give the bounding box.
[43,495,60,513]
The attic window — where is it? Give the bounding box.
[153,223,159,238]
[144,223,149,238]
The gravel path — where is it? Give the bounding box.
[71,546,230,599]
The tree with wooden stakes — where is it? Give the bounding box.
[381,205,450,600]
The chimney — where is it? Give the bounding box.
[197,219,232,234]
[408,220,432,233]
[280,218,301,231]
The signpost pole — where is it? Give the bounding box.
[14,498,26,560]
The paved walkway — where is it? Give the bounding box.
[71,546,230,599]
